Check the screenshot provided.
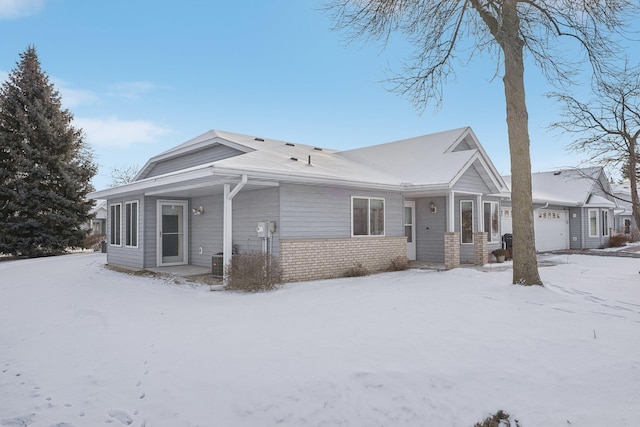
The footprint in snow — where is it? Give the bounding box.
[106,410,133,425]
[0,414,36,426]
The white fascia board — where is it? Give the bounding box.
[211,165,405,192]
[89,164,217,199]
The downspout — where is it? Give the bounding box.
[223,175,248,284]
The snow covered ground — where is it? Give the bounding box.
[1,252,639,427]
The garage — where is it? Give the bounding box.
[534,209,569,252]
[501,207,569,252]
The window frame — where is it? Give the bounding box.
[601,209,609,237]
[109,203,122,247]
[125,200,139,248]
[351,196,385,237]
[483,201,500,243]
[460,200,474,244]
[588,208,599,237]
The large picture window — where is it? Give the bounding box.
[588,209,599,237]
[483,201,500,242]
[109,203,122,246]
[461,200,473,243]
[125,201,139,248]
[352,197,385,236]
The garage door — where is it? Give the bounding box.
[534,209,569,252]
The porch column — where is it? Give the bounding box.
[473,232,488,266]
[444,191,459,269]
[223,175,247,283]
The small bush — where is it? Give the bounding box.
[608,234,628,248]
[343,262,370,277]
[225,252,281,292]
[628,229,640,243]
[474,410,520,427]
[83,233,105,250]
[492,248,507,257]
[387,256,409,271]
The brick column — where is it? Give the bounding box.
[444,232,460,269]
[473,232,488,266]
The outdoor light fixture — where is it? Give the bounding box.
[430,202,437,214]
[192,206,204,216]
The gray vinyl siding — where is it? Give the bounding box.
[141,145,244,179]
[279,183,404,239]
[583,207,612,249]
[569,208,588,249]
[106,195,145,269]
[451,139,472,152]
[452,161,493,194]
[189,195,223,268]
[143,196,160,268]
[232,187,280,257]
[413,197,446,263]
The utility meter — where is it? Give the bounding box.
[257,221,276,238]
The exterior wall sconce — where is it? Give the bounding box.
[192,206,204,216]
[430,202,437,214]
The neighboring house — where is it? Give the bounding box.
[502,167,617,251]
[612,182,638,237]
[86,199,107,235]
[88,127,508,282]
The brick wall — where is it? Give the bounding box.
[280,237,407,282]
[444,232,460,269]
[473,232,488,266]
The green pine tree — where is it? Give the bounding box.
[0,46,97,257]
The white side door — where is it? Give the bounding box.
[157,201,189,266]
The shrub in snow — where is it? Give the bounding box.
[608,234,628,248]
[387,256,409,271]
[474,410,520,427]
[343,262,370,277]
[225,252,281,292]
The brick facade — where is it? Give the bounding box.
[473,232,488,266]
[444,232,460,269]
[280,237,407,282]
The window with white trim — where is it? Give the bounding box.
[483,201,500,242]
[588,209,599,237]
[601,209,609,237]
[109,203,122,246]
[352,197,385,236]
[461,200,473,243]
[125,201,139,248]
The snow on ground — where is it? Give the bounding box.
[1,253,639,427]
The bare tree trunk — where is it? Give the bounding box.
[628,138,640,234]
[501,0,542,285]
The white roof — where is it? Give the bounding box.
[90,127,508,199]
[503,167,615,207]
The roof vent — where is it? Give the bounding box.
[290,157,298,161]
[286,142,295,147]
[254,137,264,142]
[313,147,323,151]
[554,171,561,175]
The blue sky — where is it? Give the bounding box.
[1,0,638,191]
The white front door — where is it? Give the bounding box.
[157,201,189,266]
[404,201,416,260]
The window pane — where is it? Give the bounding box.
[601,210,608,236]
[126,202,138,247]
[461,201,473,243]
[110,205,121,245]
[405,226,413,243]
[404,207,412,225]
[353,198,368,235]
[589,210,598,236]
[370,199,384,235]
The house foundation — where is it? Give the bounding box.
[279,237,407,282]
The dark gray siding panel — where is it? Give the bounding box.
[106,195,145,269]
[413,197,446,263]
[279,183,403,239]
[142,145,243,179]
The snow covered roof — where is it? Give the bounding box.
[503,167,616,207]
[90,127,508,199]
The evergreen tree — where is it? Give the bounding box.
[0,46,97,257]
